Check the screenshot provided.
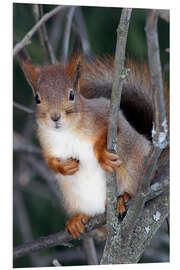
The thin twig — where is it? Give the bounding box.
[13,132,60,204]
[32,4,49,63]
[61,6,76,62]
[13,114,41,266]
[101,8,132,265]
[147,178,169,201]
[13,101,34,114]
[13,5,68,57]
[82,237,98,265]
[14,181,55,204]
[25,155,62,205]
[14,187,41,266]
[39,5,56,64]
[13,132,41,154]
[145,10,168,149]
[52,259,62,266]
[42,249,86,265]
[74,7,91,57]
[49,12,64,52]
[159,10,169,22]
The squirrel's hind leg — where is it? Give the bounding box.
[117,192,131,219]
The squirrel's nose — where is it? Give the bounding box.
[51,114,60,122]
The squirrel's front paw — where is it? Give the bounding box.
[99,151,121,173]
[47,157,79,175]
[65,214,89,238]
[57,158,79,175]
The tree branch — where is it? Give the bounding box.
[110,10,169,261]
[32,4,49,63]
[24,155,62,205]
[101,8,132,264]
[13,112,42,266]
[13,7,169,266]
[121,191,169,263]
[38,5,56,64]
[145,10,169,149]
[101,8,169,264]
[52,259,62,266]
[13,214,105,260]
[13,131,61,204]
[13,5,68,57]
[49,12,64,52]
[74,7,91,57]
[82,237,98,265]
[147,160,169,201]
[13,101,34,114]
[159,10,169,23]
[60,6,76,62]
[14,180,56,204]
[13,175,168,260]
[13,132,41,154]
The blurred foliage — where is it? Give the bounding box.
[13,3,169,268]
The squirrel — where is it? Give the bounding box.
[15,40,168,238]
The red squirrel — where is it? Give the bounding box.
[16,44,157,238]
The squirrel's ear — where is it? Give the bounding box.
[21,60,40,96]
[66,31,82,79]
[14,37,40,96]
[66,54,82,92]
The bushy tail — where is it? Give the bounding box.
[80,56,169,140]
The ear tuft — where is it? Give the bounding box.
[72,59,81,90]
[66,30,82,78]
[66,54,82,78]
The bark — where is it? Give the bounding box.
[101,8,132,265]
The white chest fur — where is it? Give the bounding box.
[40,127,106,217]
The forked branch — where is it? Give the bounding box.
[116,9,169,257]
[13,5,68,57]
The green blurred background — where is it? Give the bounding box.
[13,3,169,268]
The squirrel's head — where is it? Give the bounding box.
[22,55,84,131]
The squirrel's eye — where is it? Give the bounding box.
[69,90,75,101]
[35,94,41,104]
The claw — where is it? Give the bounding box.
[117,193,131,219]
[58,158,79,175]
[65,214,89,238]
[100,150,121,172]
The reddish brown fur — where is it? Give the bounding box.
[117,192,131,214]
[21,60,40,95]
[65,214,89,238]
[93,126,107,165]
[44,154,79,175]
[79,57,168,140]
[23,61,39,80]
[20,52,158,238]
[93,126,121,172]
[66,54,82,78]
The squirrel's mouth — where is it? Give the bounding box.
[54,122,61,129]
